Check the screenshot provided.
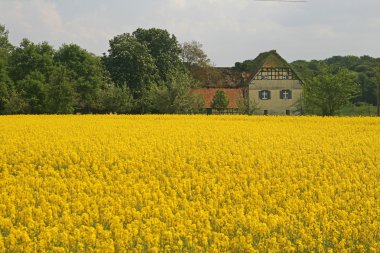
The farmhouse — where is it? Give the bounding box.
[194,50,304,115]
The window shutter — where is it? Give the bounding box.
[259,91,262,99]
[268,91,271,99]
[280,90,284,99]
[288,90,292,99]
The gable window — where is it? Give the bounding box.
[259,90,271,100]
[280,89,292,99]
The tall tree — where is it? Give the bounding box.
[0,24,13,53]
[17,71,48,114]
[54,44,104,113]
[47,66,75,114]
[103,33,158,96]
[181,41,210,67]
[180,40,222,86]
[8,39,55,83]
[0,24,14,113]
[133,28,182,81]
[303,67,359,116]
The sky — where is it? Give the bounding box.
[0,0,379,66]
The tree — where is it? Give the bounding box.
[142,69,203,114]
[0,69,12,113]
[133,28,182,81]
[99,84,134,114]
[0,24,13,53]
[303,67,359,116]
[54,44,104,113]
[211,89,229,112]
[0,24,14,113]
[180,40,222,86]
[0,55,13,113]
[8,39,55,83]
[17,71,48,114]
[46,66,75,114]
[181,41,210,67]
[6,39,57,114]
[103,33,158,96]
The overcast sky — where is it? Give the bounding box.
[1,0,379,66]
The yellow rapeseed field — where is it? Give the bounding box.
[0,115,379,252]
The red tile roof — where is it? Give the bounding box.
[192,88,243,108]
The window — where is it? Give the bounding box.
[280,89,292,99]
[264,110,268,115]
[286,109,290,115]
[259,90,271,100]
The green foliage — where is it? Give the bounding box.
[142,69,204,114]
[292,56,380,107]
[0,56,13,113]
[9,39,55,83]
[103,33,158,94]
[47,66,75,114]
[339,102,378,116]
[2,91,27,114]
[303,67,360,116]
[55,44,104,113]
[0,24,13,53]
[99,84,134,114]
[211,89,229,112]
[133,28,182,81]
[17,71,48,114]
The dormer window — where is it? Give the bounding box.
[280,90,292,99]
[259,90,271,100]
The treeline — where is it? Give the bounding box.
[292,56,380,106]
[0,25,205,115]
[291,57,380,115]
[1,24,379,115]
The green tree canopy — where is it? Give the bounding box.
[0,25,14,113]
[0,24,13,53]
[47,66,75,114]
[303,67,359,116]
[17,71,47,114]
[133,28,182,81]
[9,39,55,83]
[143,69,203,114]
[292,56,380,106]
[54,44,104,113]
[103,33,158,95]
[99,84,134,114]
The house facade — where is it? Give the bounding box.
[193,50,303,115]
[247,51,303,115]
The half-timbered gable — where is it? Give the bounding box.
[192,50,303,115]
[247,50,303,115]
